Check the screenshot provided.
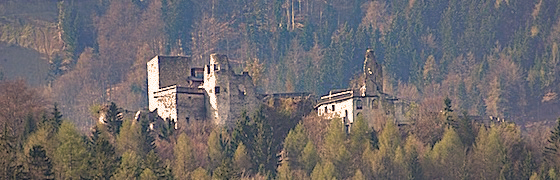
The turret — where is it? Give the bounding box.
[362,49,383,96]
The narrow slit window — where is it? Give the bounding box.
[357,99,363,109]
[215,87,221,94]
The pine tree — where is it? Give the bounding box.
[90,126,119,180]
[0,124,18,179]
[112,150,142,180]
[310,162,323,180]
[471,126,506,180]
[173,133,194,179]
[116,119,143,154]
[404,136,422,180]
[283,122,307,169]
[144,150,167,179]
[54,121,89,179]
[39,104,63,135]
[26,145,54,180]
[233,142,252,174]
[139,168,157,180]
[252,107,275,175]
[301,140,318,174]
[443,97,456,128]
[545,117,560,166]
[353,169,365,180]
[207,128,224,171]
[190,167,211,180]
[457,111,475,147]
[105,102,123,136]
[213,158,236,179]
[350,114,370,158]
[323,118,350,179]
[277,160,293,180]
[424,128,465,179]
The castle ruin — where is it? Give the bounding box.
[147,54,258,128]
[148,50,408,130]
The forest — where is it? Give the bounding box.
[2,0,560,179]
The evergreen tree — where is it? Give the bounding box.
[105,102,123,136]
[26,145,54,180]
[424,127,465,179]
[404,136,422,180]
[213,158,236,180]
[116,119,143,154]
[90,126,119,180]
[0,124,18,179]
[144,150,167,179]
[252,107,275,175]
[457,111,475,147]
[443,97,456,128]
[40,104,63,135]
[112,150,142,180]
[22,113,36,141]
[139,168,157,180]
[310,162,323,180]
[277,160,293,180]
[233,142,251,174]
[379,121,401,154]
[283,122,307,169]
[190,167,210,180]
[471,126,507,180]
[301,140,318,174]
[173,133,194,179]
[54,121,89,179]
[353,169,365,180]
[323,118,350,179]
[207,128,224,171]
[545,117,560,166]
[350,114,370,155]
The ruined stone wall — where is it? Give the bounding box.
[176,93,206,129]
[153,87,177,121]
[363,49,383,96]
[229,73,259,125]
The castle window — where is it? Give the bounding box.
[332,105,335,111]
[324,106,327,113]
[356,99,363,109]
[214,64,219,71]
[215,87,221,94]
[372,99,378,109]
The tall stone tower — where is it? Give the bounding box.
[203,54,259,126]
[203,54,232,125]
[362,49,383,96]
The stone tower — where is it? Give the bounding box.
[362,49,383,96]
[203,54,259,126]
[203,54,231,125]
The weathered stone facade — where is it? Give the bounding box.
[203,54,259,126]
[316,50,408,131]
[148,50,407,130]
[148,54,258,128]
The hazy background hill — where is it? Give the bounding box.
[2,0,560,130]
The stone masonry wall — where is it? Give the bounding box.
[176,93,206,129]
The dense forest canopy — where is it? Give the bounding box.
[2,0,560,126]
[2,0,560,179]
